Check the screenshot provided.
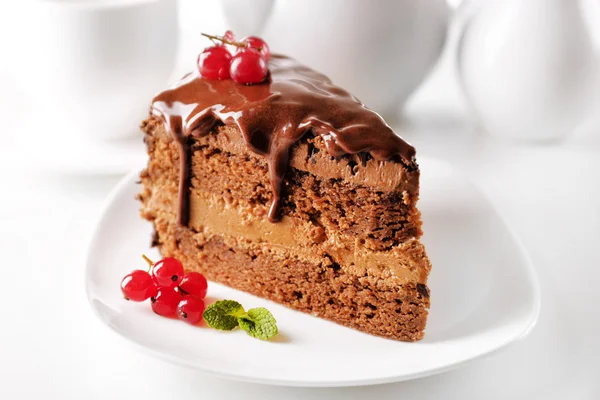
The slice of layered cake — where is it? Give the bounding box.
[139,46,431,341]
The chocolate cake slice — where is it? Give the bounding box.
[138,55,431,341]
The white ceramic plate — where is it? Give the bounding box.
[85,158,540,387]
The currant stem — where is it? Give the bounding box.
[141,254,154,272]
[201,32,245,48]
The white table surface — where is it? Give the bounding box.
[1,6,599,400]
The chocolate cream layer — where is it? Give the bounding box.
[188,191,429,284]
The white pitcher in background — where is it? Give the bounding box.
[457,0,599,142]
[222,0,449,119]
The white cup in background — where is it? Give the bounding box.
[14,0,179,142]
[260,0,449,118]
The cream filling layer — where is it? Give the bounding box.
[189,191,430,284]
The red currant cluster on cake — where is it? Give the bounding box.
[120,255,208,325]
[198,30,270,84]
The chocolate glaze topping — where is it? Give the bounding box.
[152,55,416,226]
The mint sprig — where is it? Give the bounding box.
[202,300,245,331]
[202,300,278,340]
[238,308,278,340]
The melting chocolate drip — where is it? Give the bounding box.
[151,55,416,225]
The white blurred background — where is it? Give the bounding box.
[1,0,600,174]
[0,1,598,399]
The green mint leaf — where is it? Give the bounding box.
[237,307,278,340]
[202,300,245,331]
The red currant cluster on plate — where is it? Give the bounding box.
[198,30,270,84]
[120,255,208,325]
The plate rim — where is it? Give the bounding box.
[85,162,541,387]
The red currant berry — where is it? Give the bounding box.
[241,36,270,61]
[230,48,268,84]
[198,46,232,80]
[223,30,236,43]
[121,270,157,302]
[178,272,208,300]
[150,287,181,317]
[152,257,184,288]
[177,297,206,325]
